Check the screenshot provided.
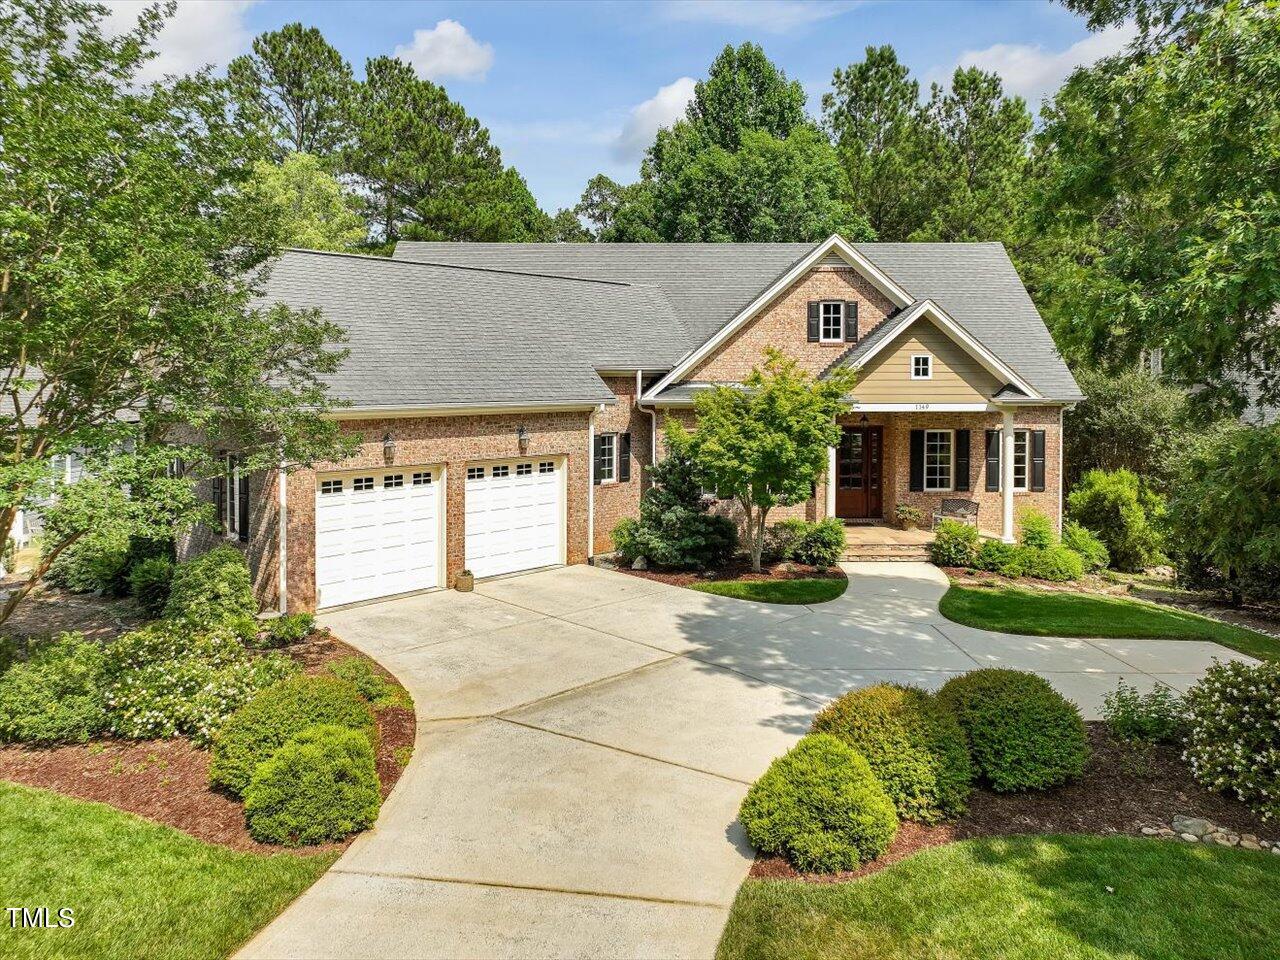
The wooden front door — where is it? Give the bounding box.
[836,427,883,519]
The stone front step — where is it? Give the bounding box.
[843,546,932,562]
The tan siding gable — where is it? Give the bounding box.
[853,318,1001,403]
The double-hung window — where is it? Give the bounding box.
[596,433,616,482]
[819,302,844,342]
[220,454,249,543]
[923,430,953,491]
[1011,430,1029,491]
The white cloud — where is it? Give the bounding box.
[102,1,256,82]
[612,76,697,162]
[950,25,1135,108]
[659,0,858,33]
[393,20,494,82]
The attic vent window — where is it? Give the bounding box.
[912,355,932,379]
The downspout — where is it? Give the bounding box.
[1058,406,1065,535]
[638,369,660,466]
[587,405,598,559]
[277,456,288,615]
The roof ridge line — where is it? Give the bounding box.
[281,247,634,287]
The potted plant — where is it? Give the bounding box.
[894,503,925,531]
[456,569,475,592]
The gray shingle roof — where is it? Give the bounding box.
[394,241,1081,401]
[257,250,687,410]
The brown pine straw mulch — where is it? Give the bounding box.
[752,723,1275,884]
[0,631,415,855]
[613,558,847,588]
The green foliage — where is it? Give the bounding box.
[101,623,296,746]
[244,153,365,251]
[0,633,107,745]
[739,734,898,873]
[256,613,316,649]
[243,724,381,846]
[1184,661,1280,820]
[46,535,132,595]
[811,684,972,823]
[227,22,354,158]
[1062,520,1110,572]
[129,556,175,618]
[929,519,979,567]
[765,518,845,568]
[209,674,375,797]
[610,432,737,570]
[686,351,857,571]
[1063,369,1192,490]
[894,503,925,529]
[1035,3,1280,415]
[939,669,1089,791]
[165,546,259,638]
[1067,469,1164,572]
[1102,681,1186,746]
[327,656,406,708]
[975,539,1023,577]
[1165,424,1280,603]
[1018,508,1056,549]
[1021,545,1086,582]
[686,42,808,151]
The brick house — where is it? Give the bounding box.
[198,235,1081,612]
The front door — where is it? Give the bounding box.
[836,427,883,519]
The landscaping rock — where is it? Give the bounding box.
[1172,816,1214,837]
[1242,841,1262,851]
[631,556,648,570]
[1141,826,1159,836]
[1180,833,1199,843]
[1243,834,1259,844]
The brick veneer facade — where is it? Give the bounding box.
[591,375,654,554]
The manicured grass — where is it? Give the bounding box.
[717,834,1280,960]
[940,583,1279,661]
[0,781,336,960]
[691,577,847,604]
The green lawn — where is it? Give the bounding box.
[691,576,848,604]
[0,781,335,960]
[940,583,1279,661]
[717,834,1280,960]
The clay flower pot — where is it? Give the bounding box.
[456,570,475,592]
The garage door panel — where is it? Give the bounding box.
[465,460,563,579]
[315,470,442,609]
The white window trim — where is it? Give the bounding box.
[223,455,240,540]
[911,354,932,380]
[996,429,1030,493]
[598,432,617,484]
[923,429,954,492]
[818,301,844,343]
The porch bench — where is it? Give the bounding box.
[932,498,979,530]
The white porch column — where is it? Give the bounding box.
[826,446,837,518]
[1001,407,1016,543]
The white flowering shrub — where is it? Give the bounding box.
[102,623,296,746]
[1183,660,1280,820]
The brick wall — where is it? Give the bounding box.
[592,376,654,554]
[282,410,593,612]
[687,266,896,382]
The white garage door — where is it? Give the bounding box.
[465,457,564,579]
[315,467,442,608]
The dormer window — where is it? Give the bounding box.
[820,302,844,342]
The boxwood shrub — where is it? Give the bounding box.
[929,519,979,567]
[243,724,382,845]
[1184,661,1280,820]
[938,669,1089,792]
[209,674,375,796]
[811,684,972,823]
[738,734,898,873]
[0,633,107,745]
[165,545,258,638]
[128,555,175,617]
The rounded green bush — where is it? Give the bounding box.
[0,633,107,745]
[243,724,382,846]
[128,556,175,617]
[929,519,979,567]
[164,545,258,636]
[811,684,972,823]
[1062,520,1110,572]
[1022,545,1085,582]
[975,539,1023,576]
[1017,508,1056,550]
[209,674,375,796]
[738,734,898,873]
[938,669,1089,791]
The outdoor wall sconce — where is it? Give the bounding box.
[859,414,870,424]
[516,425,530,454]
[382,431,396,463]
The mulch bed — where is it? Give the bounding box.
[0,583,147,643]
[751,723,1275,883]
[614,558,847,588]
[0,632,415,855]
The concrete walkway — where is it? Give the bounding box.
[240,562,1254,960]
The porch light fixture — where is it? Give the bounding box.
[382,431,396,463]
[859,414,869,424]
[516,425,530,454]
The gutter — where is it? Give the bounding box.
[638,369,660,465]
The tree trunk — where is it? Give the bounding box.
[749,507,770,573]
[0,531,80,630]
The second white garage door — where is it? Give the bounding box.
[465,457,564,579]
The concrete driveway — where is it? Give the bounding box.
[240,562,1254,960]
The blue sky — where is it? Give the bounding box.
[110,1,1131,213]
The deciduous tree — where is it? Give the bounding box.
[245,152,366,251]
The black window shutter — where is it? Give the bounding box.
[985,430,1000,492]
[238,471,250,543]
[593,435,604,485]
[1030,430,1047,492]
[845,301,859,342]
[909,430,924,492]
[954,430,971,492]
[618,433,631,482]
[213,451,226,530]
[806,301,820,342]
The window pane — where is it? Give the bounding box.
[1014,431,1028,490]
[539,461,554,474]
[820,302,843,340]
[924,431,952,491]
[467,466,484,480]
[599,434,615,481]
[492,465,510,478]
[412,471,431,486]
